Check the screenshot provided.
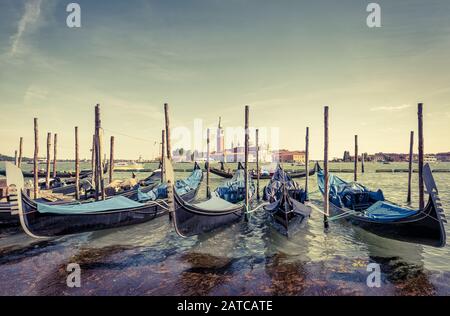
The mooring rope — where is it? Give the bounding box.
[103,127,156,143]
[247,202,270,214]
[149,200,169,211]
[305,201,359,221]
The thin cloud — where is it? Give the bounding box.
[370,104,412,112]
[24,85,48,105]
[10,0,43,56]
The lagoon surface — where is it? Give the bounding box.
[1,162,449,295]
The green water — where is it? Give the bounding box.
[0,161,449,295]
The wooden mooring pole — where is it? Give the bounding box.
[91,134,96,192]
[33,118,39,199]
[95,104,105,200]
[244,105,250,221]
[18,137,23,168]
[46,132,51,189]
[418,103,424,210]
[354,135,358,182]
[305,127,310,200]
[164,103,172,160]
[256,128,260,200]
[14,150,18,166]
[52,134,57,178]
[75,127,80,200]
[206,128,211,198]
[109,136,115,184]
[324,106,329,228]
[161,130,165,182]
[407,131,414,204]
[164,105,174,214]
[361,153,365,174]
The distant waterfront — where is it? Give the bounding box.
[1,161,450,179]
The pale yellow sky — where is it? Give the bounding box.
[1,0,449,160]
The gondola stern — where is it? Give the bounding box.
[423,164,447,247]
[164,156,189,238]
[7,184,46,239]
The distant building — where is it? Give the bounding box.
[273,150,306,163]
[424,155,437,163]
[436,152,450,162]
[371,152,409,162]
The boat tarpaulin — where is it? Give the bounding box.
[137,168,203,202]
[37,196,143,214]
[364,201,418,222]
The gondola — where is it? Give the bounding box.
[263,165,311,237]
[317,163,446,248]
[169,159,255,237]
[40,164,108,193]
[5,162,202,238]
[0,169,93,178]
[52,166,162,200]
[50,177,94,196]
[209,162,316,180]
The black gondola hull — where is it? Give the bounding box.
[18,185,199,237]
[172,204,244,237]
[265,195,311,237]
[268,211,307,237]
[171,187,245,237]
[328,198,445,247]
[0,169,92,179]
[209,167,316,180]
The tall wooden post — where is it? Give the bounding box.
[95,104,105,200]
[46,132,51,189]
[164,105,174,210]
[52,134,58,178]
[164,103,171,159]
[99,132,105,199]
[75,127,80,200]
[161,130,165,182]
[18,137,23,168]
[418,103,424,210]
[206,128,211,198]
[91,134,96,191]
[109,136,115,184]
[256,128,260,200]
[14,150,18,166]
[244,105,250,221]
[407,131,414,204]
[354,135,358,182]
[324,106,329,228]
[33,118,39,199]
[361,152,365,174]
[94,107,100,200]
[305,127,310,200]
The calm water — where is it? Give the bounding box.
[0,162,449,296]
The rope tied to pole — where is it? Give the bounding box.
[247,202,270,214]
